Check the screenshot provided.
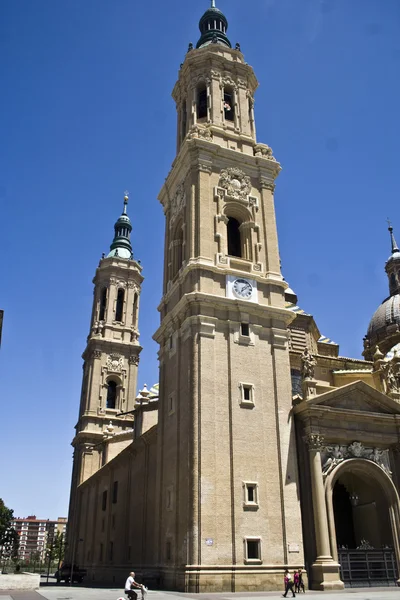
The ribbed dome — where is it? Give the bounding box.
[367,295,400,340]
[107,195,133,259]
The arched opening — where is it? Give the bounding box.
[132,293,138,328]
[197,84,207,120]
[170,222,184,281]
[106,381,117,409]
[224,86,235,121]
[115,288,124,322]
[181,100,187,142]
[99,288,107,321]
[227,217,242,258]
[326,460,400,586]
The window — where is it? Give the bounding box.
[197,85,207,119]
[291,369,302,397]
[168,393,175,416]
[99,288,107,321]
[112,481,118,504]
[106,381,117,409]
[224,88,234,121]
[132,293,138,327]
[115,288,124,322]
[227,217,242,257]
[243,482,259,509]
[241,323,249,337]
[181,101,187,142]
[102,490,107,511]
[170,223,184,280]
[240,383,254,407]
[245,537,261,563]
[166,540,172,561]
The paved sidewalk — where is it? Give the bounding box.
[1,586,400,600]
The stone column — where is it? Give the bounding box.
[305,433,343,590]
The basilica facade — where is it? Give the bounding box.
[66,3,400,592]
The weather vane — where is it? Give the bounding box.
[387,217,392,229]
[124,190,129,198]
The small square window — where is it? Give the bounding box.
[239,383,255,407]
[244,537,262,563]
[102,490,107,511]
[241,323,250,337]
[243,481,259,509]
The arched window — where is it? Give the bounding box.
[227,217,242,257]
[99,288,107,321]
[115,289,124,322]
[391,273,396,289]
[170,223,184,281]
[197,84,207,119]
[106,381,117,409]
[181,101,187,142]
[132,293,138,328]
[224,87,235,121]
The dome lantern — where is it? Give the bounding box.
[196,1,231,49]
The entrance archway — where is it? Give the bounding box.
[326,459,400,586]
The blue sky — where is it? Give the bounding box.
[1,0,399,519]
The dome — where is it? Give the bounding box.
[365,294,400,354]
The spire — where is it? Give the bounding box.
[385,219,400,297]
[196,1,231,49]
[107,193,133,259]
[387,219,399,254]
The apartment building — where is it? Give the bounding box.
[12,516,67,561]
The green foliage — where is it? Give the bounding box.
[0,498,18,560]
[46,532,65,562]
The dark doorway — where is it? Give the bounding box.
[333,482,356,549]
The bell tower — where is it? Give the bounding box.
[67,194,143,551]
[154,2,304,592]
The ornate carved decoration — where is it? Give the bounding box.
[221,75,238,91]
[301,348,317,380]
[305,433,325,450]
[93,350,102,359]
[254,143,277,161]
[127,281,137,289]
[260,179,276,192]
[321,442,392,478]
[129,355,140,366]
[219,167,251,201]
[170,182,186,226]
[218,254,228,264]
[188,125,213,141]
[106,353,123,372]
[253,263,262,271]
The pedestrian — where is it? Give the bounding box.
[282,569,296,598]
[124,571,144,600]
[297,568,305,593]
[293,570,299,593]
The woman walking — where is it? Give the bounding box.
[282,569,296,598]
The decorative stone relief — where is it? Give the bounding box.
[301,348,317,380]
[254,143,277,161]
[93,350,102,359]
[219,167,251,201]
[321,442,392,477]
[129,355,140,366]
[305,433,325,450]
[170,182,186,226]
[188,125,213,141]
[260,178,276,192]
[106,353,123,372]
[221,75,237,90]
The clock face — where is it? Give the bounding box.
[232,278,253,299]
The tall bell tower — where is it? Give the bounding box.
[154,2,304,592]
[67,194,143,551]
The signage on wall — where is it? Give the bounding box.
[288,543,300,553]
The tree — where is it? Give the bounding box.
[46,532,65,567]
[0,499,19,563]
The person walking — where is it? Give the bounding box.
[125,571,144,600]
[293,571,299,593]
[282,569,296,598]
[297,568,305,593]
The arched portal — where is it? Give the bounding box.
[326,459,400,586]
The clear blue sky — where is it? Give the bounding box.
[1,0,399,520]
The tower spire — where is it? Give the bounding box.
[211,0,216,7]
[196,1,231,49]
[107,192,133,259]
[387,218,399,254]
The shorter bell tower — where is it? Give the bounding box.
[67,194,143,549]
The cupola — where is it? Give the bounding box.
[107,194,133,259]
[196,0,231,49]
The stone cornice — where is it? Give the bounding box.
[82,339,142,361]
[153,290,295,343]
